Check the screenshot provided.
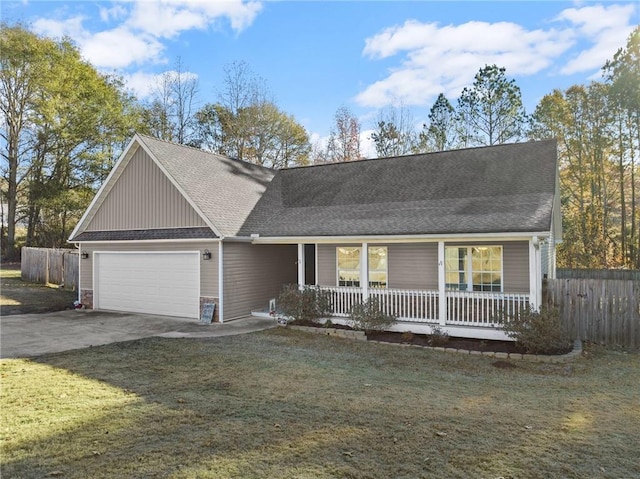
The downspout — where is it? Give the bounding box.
[297,243,305,289]
[361,242,368,301]
[218,241,224,323]
[438,241,446,326]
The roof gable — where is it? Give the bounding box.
[84,144,207,231]
[70,134,275,241]
[239,140,558,237]
[137,135,275,237]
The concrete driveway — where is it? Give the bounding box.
[0,310,276,359]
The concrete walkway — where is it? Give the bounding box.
[0,310,276,359]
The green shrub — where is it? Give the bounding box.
[349,297,396,332]
[499,306,572,354]
[428,326,450,347]
[277,284,332,324]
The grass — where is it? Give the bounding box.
[1,329,639,479]
[0,265,77,315]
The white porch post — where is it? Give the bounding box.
[314,244,319,286]
[218,241,224,323]
[438,241,446,326]
[361,242,368,301]
[529,237,541,310]
[297,243,305,289]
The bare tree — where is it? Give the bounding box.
[143,57,199,144]
[322,106,362,163]
[370,103,416,157]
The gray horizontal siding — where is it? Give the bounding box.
[86,147,207,231]
[223,243,297,320]
[80,241,218,297]
[317,241,529,293]
[503,241,530,293]
[317,244,336,286]
[388,243,438,289]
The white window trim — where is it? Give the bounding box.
[445,245,504,292]
[336,246,362,287]
[367,245,388,288]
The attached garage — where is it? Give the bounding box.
[94,251,200,318]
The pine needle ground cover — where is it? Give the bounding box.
[1,329,638,479]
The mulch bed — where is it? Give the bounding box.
[367,331,528,354]
[289,320,572,355]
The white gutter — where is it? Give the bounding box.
[70,238,221,244]
[247,231,551,245]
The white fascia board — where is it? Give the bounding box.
[136,139,224,239]
[71,238,221,244]
[249,232,552,245]
[68,135,140,241]
[220,236,254,243]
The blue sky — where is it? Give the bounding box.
[3,1,638,156]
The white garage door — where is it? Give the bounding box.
[95,252,200,318]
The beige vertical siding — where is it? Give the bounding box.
[388,243,438,289]
[86,147,207,231]
[317,244,336,286]
[223,243,297,320]
[80,241,218,297]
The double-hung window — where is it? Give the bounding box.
[368,246,387,288]
[337,246,388,288]
[445,246,502,292]
[337,247,361,287]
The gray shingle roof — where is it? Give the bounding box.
[72,227,217,241]
[238,140,558,237]
[137,135,275,237]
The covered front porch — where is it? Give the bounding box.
[290,239,544,341]
[318,286,529,340]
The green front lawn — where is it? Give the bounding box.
[1,329,638,478]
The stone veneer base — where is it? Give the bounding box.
[80,289,93,309]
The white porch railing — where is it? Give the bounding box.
[319,286,529,327]
[445,291,530,326]
[369,288,438,322]
[322,286,363,317]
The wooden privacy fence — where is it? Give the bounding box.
[557,268,640,281]
[21,247,79,290]
[545,278,640,349]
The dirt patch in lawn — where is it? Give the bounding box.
[0,264,77,315]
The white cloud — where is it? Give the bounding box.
[360,129,377,159]
[356,3,637,109]
[83,27,166,68]
[555,4,637,74]
[357,19,573,108]
[120,71,161,98]
[30,0,263,71]
[126,0,262,38]
[99,4,128,23]
[122,69,199,99]
[32,16,86,39]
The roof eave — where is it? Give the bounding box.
[240,231,552,244]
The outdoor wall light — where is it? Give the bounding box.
[81,252,89,259]
[202,249,212,260]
